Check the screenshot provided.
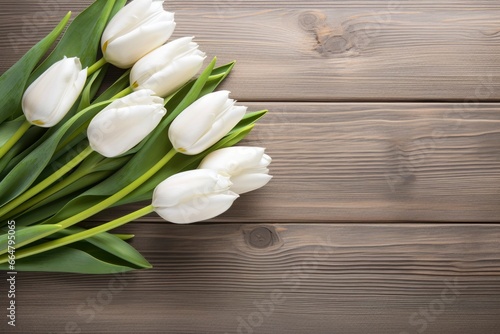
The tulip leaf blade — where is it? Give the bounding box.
[77,66,108,112]
[0,246,139,274]
[0,225,63,255]
[29,0,119,81]
[54,226,151,269]
[0,117,26,147]
[12,171,114,228]
[0,12,71,125]
[199,61,235,97]
[0,101,112,208]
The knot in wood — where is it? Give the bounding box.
[249,227,273,248]
[298,11,326,31]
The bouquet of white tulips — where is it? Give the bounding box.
[0,0,272,274]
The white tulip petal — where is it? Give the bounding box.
[155,193,238,224]
[168,91,247,155]
[130,37,195,80]
[87,90,166,157]
[186,105,246,155]
[230,173,273,194]
[152,169,237,224]
[102,0,153,42]
[130,37,205,97]
[101,0,175,68]
[199,146,272,194]
[136,54,204,97]
[22,57,86,127]
[168,91,230,151]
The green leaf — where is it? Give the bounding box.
[29,0,117,81]
[0,12,71,125]
[0,68,112,179]
[15,171,112,226]
[113,234,135,241]
[55,226,151,269]
[0,101,112,208]
[199,61,235,97]
[94,70,131,103]
[0,117,25,147]
[0,225,62,254]
[14,199,71,228]
[0,246,139,274]
[77,66,108,111]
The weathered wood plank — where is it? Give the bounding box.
[95,102,500,223]
[1,1,500,101]
[7,223,500,333]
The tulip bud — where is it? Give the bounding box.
[168,91,246,155]
[87,89,166,158]
[101,0,176,68]
[22,56,87,127]
[130,37,205,97]
[199,147,272,194]
[152,169,238,224]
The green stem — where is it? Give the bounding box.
[112,86,133,99]
[6,205,154,262]
[86,57,107,77]
[0,146,94,218]
[1,155,96,220]
[55,148,176,230]
[0,120,31,161]
[0,148,177,254]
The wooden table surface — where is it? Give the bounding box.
[1,0,500,333]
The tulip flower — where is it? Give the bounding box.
[168,90,246,155]
[22,56,87,127]
[152,169,238,224]
[87,89,166,158]
[101,0,176,68]
[130,37,205,97]
[199,146,272,194]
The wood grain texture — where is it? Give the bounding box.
[1,1,500,101]
[96,102,500,223]
[4,223,500,333]
[1,1,500,333]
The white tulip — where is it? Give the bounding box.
[152,169,238,224]
[168,91,246,155]
[130,37,205,97]
[199,147,272,194]
[101,0,176,68]
[87,89,166,158]
[22,56,87,127]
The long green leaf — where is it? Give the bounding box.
[0,246,139,274]
[0,101,113,208]
[17,172,111,224]
[0,117,25,147]
[0,225,62,254]
[56,226,151,269]
[29,0,117,81]
[0,12,71,125]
